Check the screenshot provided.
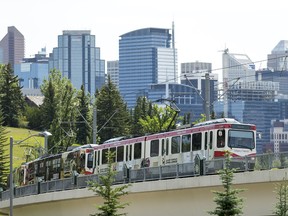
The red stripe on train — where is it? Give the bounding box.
[214,151,256,158]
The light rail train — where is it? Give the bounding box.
[14,118,257,186]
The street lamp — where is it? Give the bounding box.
[9,131,52,216]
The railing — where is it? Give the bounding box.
[1,151,287,201]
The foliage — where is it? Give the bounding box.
[273,176,288,216]
[208,151,244,216]
[138,104,177,134]
[24,105,43,130]
[75,85,92,145]
[131,96,152,136]
[40,69,78,153]
[88,151,130,216]
[182,112,191,125]
[192,113,206,125]
[0,64,24,127]
[96,75,130,143]
[0,108,9,190]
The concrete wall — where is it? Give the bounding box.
[1,169,288,216]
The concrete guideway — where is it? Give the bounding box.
[0,169,287,216]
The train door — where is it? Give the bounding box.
[115,146,124,172]
[204,131,214,161]
[161,138,168,166]
[94,150,100,174]
[133,142,143,169]
[125,144,132,169]
[85,148,94,174]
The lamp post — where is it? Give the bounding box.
[9,131,52,216]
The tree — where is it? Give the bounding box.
[40,69,78,153]
[208,151,244,216]
[0,108,9,190]
[96,76,130,143]
[88,151,130,216]
[76,84,92,145]
[138,104,177,134]
[131,96,152,136]
[273,177,288,216]
[0,64,24,127]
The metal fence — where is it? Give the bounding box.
[1,151,288,201]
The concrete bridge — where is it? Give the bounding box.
[1,169,287,216]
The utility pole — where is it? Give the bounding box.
[205,73,210,121]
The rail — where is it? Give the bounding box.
[1,151,287,201]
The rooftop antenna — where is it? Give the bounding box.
[172,21,177,83]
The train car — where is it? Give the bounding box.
[89,118,256,175]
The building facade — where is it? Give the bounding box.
[119,27,178,108]
[14,48,49,90]
[49,30,105,94]
[107,60,119,88]
[0,26,25,68]
[267,40,288,71]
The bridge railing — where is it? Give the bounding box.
[1,151,288,201]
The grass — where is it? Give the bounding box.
[4,127,45,169]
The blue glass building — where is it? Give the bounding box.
[49,30,105,94]
[14,48,49,90]
[119,28,177,108]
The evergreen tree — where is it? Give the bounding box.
[274,177,288,216]
[76,84,92,145]
[131,96,152,136]
[96,76,130,143]
[0,108,9,190]
[40,69,78,153]
[88,151,130,216]
[208,151,244,216]
[0,64,24,127]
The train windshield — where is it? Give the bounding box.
[228,130,255,150]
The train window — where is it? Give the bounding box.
[209,131,213,149]
[102,149,108,164]
[87,153,94,168]
[150,140,159,157]
[117,146,124,162]
[110,147,116,162]
[161,139,165,156]
[126,145,132,161]
[172,136,180,154]
[182,134,191,152]
[192,133,202,151]
[217,130,225,148]
[166,138,169,155]
[134,142,142,159]
[205,132,208,150]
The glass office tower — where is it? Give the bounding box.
[119,28,178,108]
[49,30,105,94]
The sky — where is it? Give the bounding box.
[1,0,287,75]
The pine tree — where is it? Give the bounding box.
[88,151,130,216]
[0,64,24,127]
[208,151,244,216]
[0,108,9,190]
[76,84,92,145]
[274,177,288,216]
[96,75,130,143]
[131,96,151,136]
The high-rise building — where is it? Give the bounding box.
[49,30,105,94]
[119,27,178,108]
[0,26,25,67]
[181,61,212,74]
[267,40,288,71]
[107,60,119,88]
[14,48,49,90]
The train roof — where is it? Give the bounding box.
[193,118,241,127]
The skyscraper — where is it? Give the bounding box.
[119,27,178,108]
[0,26,25,67]
[49,30,105,94]
[107,60,119,88]
[267,40,288,71]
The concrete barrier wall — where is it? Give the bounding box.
[1,169,288,216]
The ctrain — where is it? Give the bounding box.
[14,118,257,186]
